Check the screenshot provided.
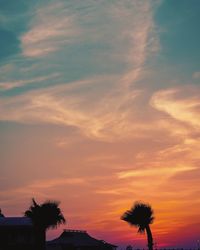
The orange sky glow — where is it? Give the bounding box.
[0,1,200,249]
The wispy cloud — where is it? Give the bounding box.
[192,71,200,79]
[21,2,79,57]
[111,1,159,87]
[0,77,142,141]
[0,177,87,201]
[0,73,59,90]
[117,165,197,179]
[1,1,159,142]
[151,86,200,128]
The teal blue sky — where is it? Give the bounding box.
[0,1,200,248]
[155,0,200,73]
[0,0,200,93]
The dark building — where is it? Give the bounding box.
[46,229,117,250]
[0,217,35,250]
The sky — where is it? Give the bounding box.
[0,0,200,248]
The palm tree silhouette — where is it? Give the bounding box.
[121,202,154,250]
[0,208,5,217]
[25,198,66,250]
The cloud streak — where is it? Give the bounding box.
[21,2,79,57]
[0,73,59,90]
[151,86,200,129]
[0,78,142,141]
[117,165,197,179]
[1,0,159,141]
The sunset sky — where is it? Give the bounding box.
[0,0,200,248]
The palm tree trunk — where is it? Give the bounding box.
[41,229,46,250]
[145,224,153,250]
[34,227,46,250]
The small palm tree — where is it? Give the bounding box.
[25,198,66,250]
[121,202,154,250]
[0,208,5,217]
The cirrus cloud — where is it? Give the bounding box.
[21,2,79,57]
[151,86,200,129]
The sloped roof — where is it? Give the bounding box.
[0,217,32,226]
[47,229,117,247]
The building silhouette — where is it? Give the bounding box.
[0,217,35,250]
[46,229,117,250]
[0,217,117,250]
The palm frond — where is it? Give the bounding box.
[24,198,66,230]
[121,201,154,234]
